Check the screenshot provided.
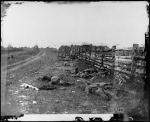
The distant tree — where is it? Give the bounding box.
[58,45,71,55]
[33,45,39,51]
[7,44,13,50]
[81,44,91,53]
[1,45,5,50]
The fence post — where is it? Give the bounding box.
[84,46,86,61]
[130,44,139,80]
[79,47,80,57]
[81,46,83,60]
[58,50,59,57]
[75,46,77,58]
[77,46,79,58]
[111,46,116,76]
[101,47,104,67]
[94,46,97,66]
[76,46,77,58]
[89,45,92,61]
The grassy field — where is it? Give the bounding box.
[1,50,41,67]
[2,49,148,121]
[1,50,24,55]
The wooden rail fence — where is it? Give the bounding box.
[58,44,145,80]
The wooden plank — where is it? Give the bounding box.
[114,71,130,79]
[103,64,112,69]
[103,49,112,52]
[97,54,103,57]
[114,67,131,75]
[115,65,131,72]
[116,61,132,66]
[135,68,145,75]
[104,55,112,57]
[111,46,116,75]
[96,56,102,60]
[116,58,132,61]
[115,56,132,59]
[103,58,113,63]
[131,44,139,79]
[95,59,102,63]
[134,64,145,68]
[134,56,145,61]
[95,61,102,65]
[103,61,112,67]
[94,64,100,68]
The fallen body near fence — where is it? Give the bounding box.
[75,77,128,101]
[71,67,110,78]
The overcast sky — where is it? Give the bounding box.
[1,1,149,48]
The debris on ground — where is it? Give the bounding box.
[85,83,100,94]
[50,76,60,85]
[33,101,37,104]
[38,84,57,90]
[64,62,70,66]
[7,55,15,60]
[96,68,110,77]
[69,67,78,74]
[65,57,71,61]
[75,67,79,74]
[71,71,91,78]
[37,75,52,82]
[79,72,91,78]
[114,72,127,86]
[55,100,60,103]
[60,87,67,90]
[95,88,109,99]
[11,55,15,58]
[75,79,91,90]
[58,80,75,86]
[82,68,98,74]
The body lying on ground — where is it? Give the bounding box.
[71,67,110,78]
[84,82,120,100]
[20,83,39,91]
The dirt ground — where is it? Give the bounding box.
[1,49,148,120]
[1,50,41,68]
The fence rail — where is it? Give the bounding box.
[58,43,145,80]
[72,44,145,80]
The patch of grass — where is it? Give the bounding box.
[74,59,94,72]
[40,75,52,81]
[59,73,76,83]
[6,50,41,65]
